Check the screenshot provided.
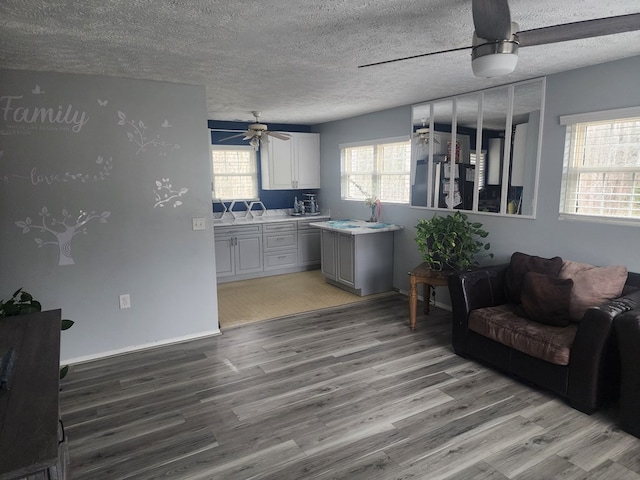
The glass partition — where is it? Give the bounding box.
[481,86,510,213]
[410,78,545,217]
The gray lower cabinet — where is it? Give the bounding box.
[297,220,321,266]
[320,229,338,280]
[214,217,327,283]
[214,224,263,278]
[337,232,355,286]
[320,229,395,296]
[263,222,297,271]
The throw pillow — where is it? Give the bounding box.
[559,261,628,320]
[520,272,574,327]
[505,252,564,303]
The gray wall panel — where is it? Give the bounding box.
[0,70,219,362]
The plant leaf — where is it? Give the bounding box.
[61,319,74,330]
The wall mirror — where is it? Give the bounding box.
[410,78,545,217]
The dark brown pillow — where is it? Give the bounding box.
[521,272,574,327]
[505,252,564,303]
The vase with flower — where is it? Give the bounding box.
[350,180,381,222]
[365,197,381,222]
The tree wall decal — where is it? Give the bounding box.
[117,111,180,156]
[153,178,188,208]
[15,207,110,266]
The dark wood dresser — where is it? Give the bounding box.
[0,309,68,480]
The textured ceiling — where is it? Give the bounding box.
[1,1,640,125]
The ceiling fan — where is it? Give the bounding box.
[219,111,291,150]
[359,0,640,77]
[414,118,440,145]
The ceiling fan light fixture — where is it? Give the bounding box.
[471,40,519,77]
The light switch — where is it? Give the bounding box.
[192,217,206,230]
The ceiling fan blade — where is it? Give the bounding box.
[358,45,472,68]
[218,133,244,142]
[517,13,640,47]
[472,0,512,40]
[267,132,291,141]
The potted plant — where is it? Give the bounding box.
[415,211,492,271]
[1,288,74,378]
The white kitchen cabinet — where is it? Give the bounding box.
[214,224,263,278]
[261,132,320,189]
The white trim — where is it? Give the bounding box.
[559,106,640,125]
[62,328,221,365]
[339,135,410,150]
[530,77,546,219]
[211,144,254,152]
[559,213,640,228]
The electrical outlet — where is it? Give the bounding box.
[192,217,206,230]
[119,294,131,309]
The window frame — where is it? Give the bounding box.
[210,144,259,201]
[559,106,640,227]
[340,135,412,205]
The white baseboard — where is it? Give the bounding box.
[63,328,221,365]
[396,289,452,312]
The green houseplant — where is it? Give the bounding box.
[415,211,492,271]
[1,288,74,379]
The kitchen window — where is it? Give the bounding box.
[340,136,411,204]
[211,145,258,200]
[559,107,640,226]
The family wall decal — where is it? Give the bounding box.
[3,82,192,266]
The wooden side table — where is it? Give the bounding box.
[408,262,451,330]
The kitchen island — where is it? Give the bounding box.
[309,219,403,296]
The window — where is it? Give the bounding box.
[211,145,258,200]
[341,137,411,204]
[560,107,640,225]
[470,150,486,191]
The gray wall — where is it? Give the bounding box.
[1,70,219,362]
[315,55,640,306]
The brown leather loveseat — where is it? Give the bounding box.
[448,252,640,414]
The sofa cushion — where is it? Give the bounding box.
[469,304,578,366]
[520,272,574,327]
[505,252,563,304]
[559,261,628,320]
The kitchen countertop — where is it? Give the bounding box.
[308,219,403,235]
[213,210,329,226]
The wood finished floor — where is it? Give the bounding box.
[59,294,640,480]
